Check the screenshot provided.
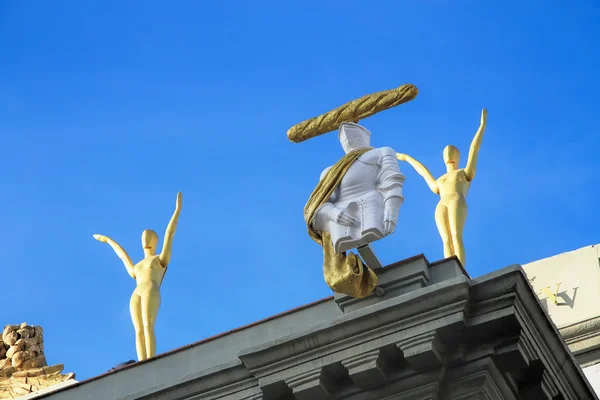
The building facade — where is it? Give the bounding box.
[33,251,598,399]
[523,243,600,393]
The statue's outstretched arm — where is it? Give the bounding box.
[93,234,136,279]
[159,192,182,268]
[464,108,488,182]
[396,153,439,194]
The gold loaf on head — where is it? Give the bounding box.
[287,83,418,143]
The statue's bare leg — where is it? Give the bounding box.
[447,199,467,267]
[141,288,161,359]
[434,202,454,258]
[129,293,146,361]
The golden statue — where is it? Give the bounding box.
[93,192,182,361]
[396,108,488,268]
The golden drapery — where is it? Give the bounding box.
[304,148,378,298]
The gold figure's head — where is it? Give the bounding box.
[443,145,460,170]
[141,229,159,255]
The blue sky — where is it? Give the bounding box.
[1,1,598,380]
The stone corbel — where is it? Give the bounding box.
[493,331,540,373]
[284,362,350,400]
[397,329,445,370]
[284,367,329,400]
[256,362,352,400]
[260,380,293,400]
[519,367,562,400]
[341,348,387,389]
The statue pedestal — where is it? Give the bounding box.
[335,255,469,313]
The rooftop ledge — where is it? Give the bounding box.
[36,254,597,400]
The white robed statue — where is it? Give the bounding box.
[312,122,405,252]
[295,83,418,298]
[305,122,405,298]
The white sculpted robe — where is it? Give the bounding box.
[312,146,405,254]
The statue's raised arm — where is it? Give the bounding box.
[464,108,488,182]
[397,153,439,194]
[159,192,182,267]
[93,234,135,279]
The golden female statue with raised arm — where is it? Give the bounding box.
[397,109,487,268]
[93,192,182,361]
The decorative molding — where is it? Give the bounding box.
[142,363,255,400]
[238,287,469,380]
[560,315,600,342]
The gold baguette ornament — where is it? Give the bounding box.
[287,83,418,143]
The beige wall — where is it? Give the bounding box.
[583,364,600,395]
[523,244,600,329]
[523,244,600,395]
[522,243,600,377]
